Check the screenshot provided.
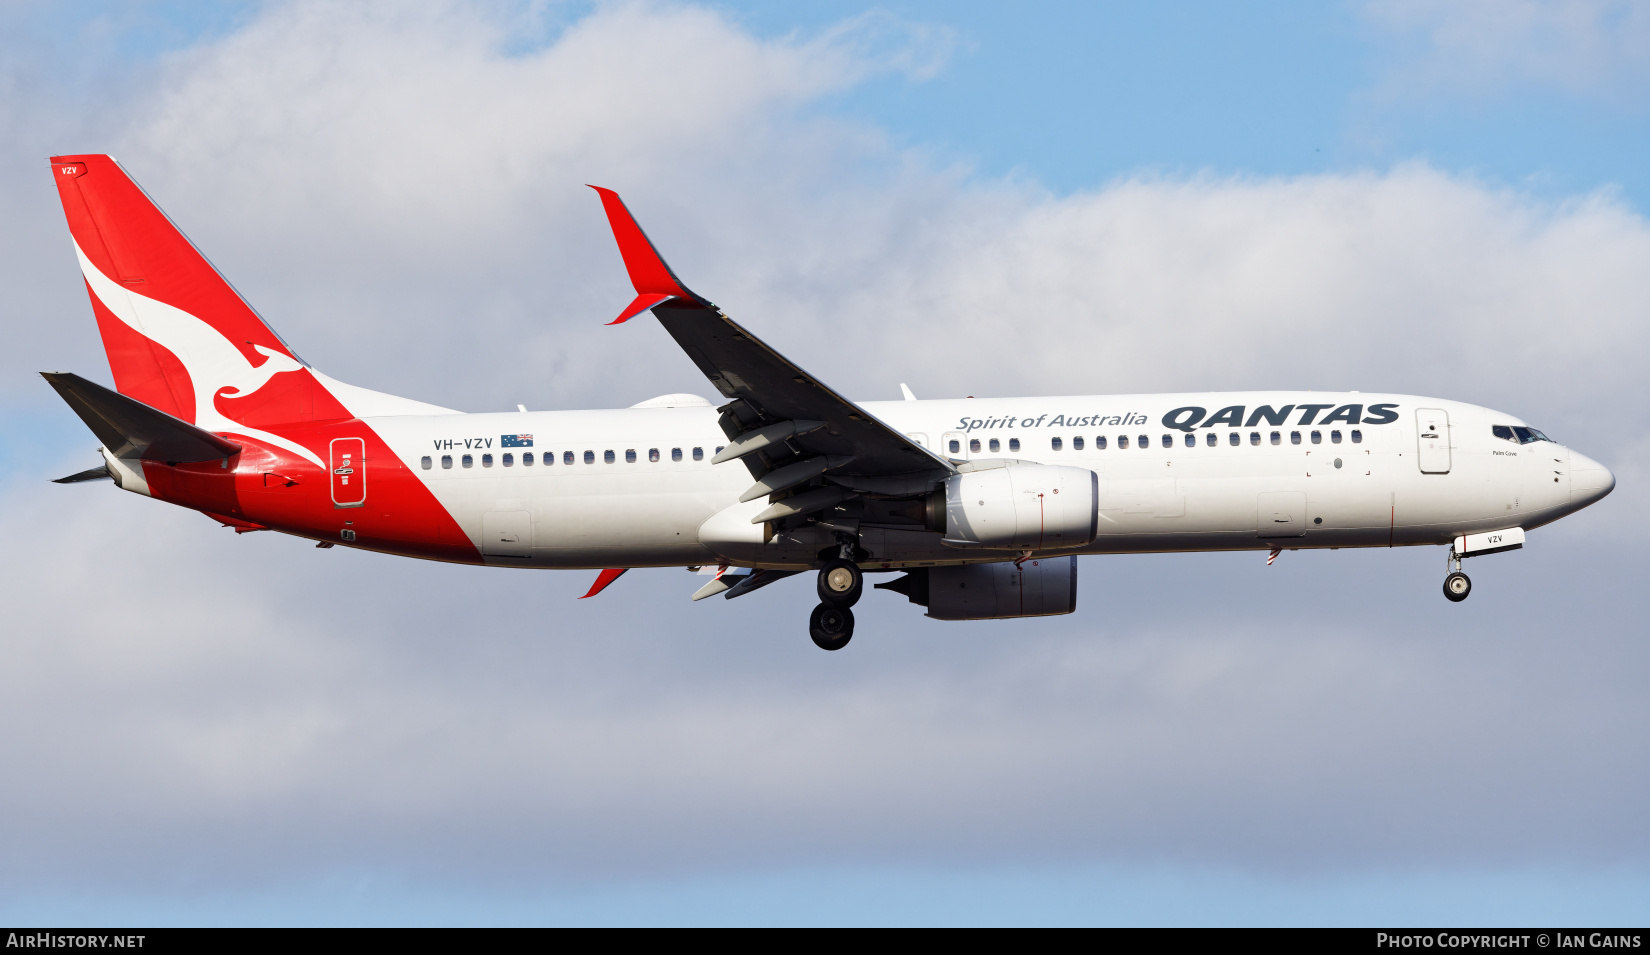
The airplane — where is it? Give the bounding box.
[43,154,1617,650]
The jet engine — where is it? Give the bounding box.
[875,557,1078,620]
[940,465,1098,549]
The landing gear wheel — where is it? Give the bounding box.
[816,558,864,608]
[809,603,854,651]
[1443,571,1472,602]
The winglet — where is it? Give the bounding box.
[579,567,629,599]
[587,185,711,322]
[608,292,677,326]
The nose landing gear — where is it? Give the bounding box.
[1443,549,1471,602]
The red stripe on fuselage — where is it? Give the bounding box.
[142,415,479,563]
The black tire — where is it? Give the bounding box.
[1443,571,1472,602]
[816,558,864,608]
[809,603,854,651]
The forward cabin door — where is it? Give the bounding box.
[1416,409,1452,474]
[330,437,366,508]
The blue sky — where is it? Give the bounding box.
[1,0,1647,927]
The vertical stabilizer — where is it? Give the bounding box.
[48,156,454,454]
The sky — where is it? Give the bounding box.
[0,0,1647,927]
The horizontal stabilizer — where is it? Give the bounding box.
[51,468,112,484]
[42,371,241,463]
[53,464,112,484]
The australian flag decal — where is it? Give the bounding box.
[501,434,534,448]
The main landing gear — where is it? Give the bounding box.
[810,556,864,651]
[1443,549,1472,603]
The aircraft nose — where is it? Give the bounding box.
[1568,450,1616,507]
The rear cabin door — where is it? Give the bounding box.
[1416,408,1452,474]
[329,437,366,508]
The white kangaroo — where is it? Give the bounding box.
[75,242,323,468]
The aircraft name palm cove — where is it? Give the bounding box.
[45,155,1615,649]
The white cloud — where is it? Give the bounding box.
[2,0,1648,896]
[1363,0,1650,102]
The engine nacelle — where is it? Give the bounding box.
[876,557,1079,620]
[941,465,1098,549]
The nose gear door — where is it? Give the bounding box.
[1416,409,1451,474]
[330,437,366,508]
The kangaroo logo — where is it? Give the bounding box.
[75,242,324,468]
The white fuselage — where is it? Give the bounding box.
[367,392,1612,569]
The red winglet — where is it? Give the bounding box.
[579,567,629,599]
[608,292,676,325]
[588,186,709,321]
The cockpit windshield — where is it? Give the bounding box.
[1494,424,1555,444]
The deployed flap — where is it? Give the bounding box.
[590,188,951,491]
[42,371,241,463]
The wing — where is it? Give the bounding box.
[589,187,952,522]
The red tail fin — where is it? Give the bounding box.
[49,156,452,461]
[50,155,314,427]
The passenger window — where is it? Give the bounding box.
[502,453,514,467]
[583,450,594,464]
[1492,425,1515,441]
[716,446,724,455]
[565,451,575,465]
[1331,430,1342,444]
[1249,432,1260,446]
[649,448,660,462]
[441,454,453,469]
[1095,436,1106,450]
[1350,430,1362,444]
[1228,432,1240,446]
[1119,435,1130,449]
[625,449,636,463]
[1073,436,1085,451]
[1291,431,1301,445]
[1185,433,1195,447]
[1051,437,1063,451]
[420,455,432,470]
[693,447,704,461]
[970,438,982,453]
[1137,435,1148,449]
[1311,431,1322,445]
[482,453,493,467]
[524,452,535,466]
[949,439,960,454]
[1205,432,1216,447]
[604,450,615,464]
[1270,431,1280,445]
[672,447,683,462]
[1009,438,1021,452]
[989,438,1001,453]
[1160,434,1171,448]
[462,454,474,468]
